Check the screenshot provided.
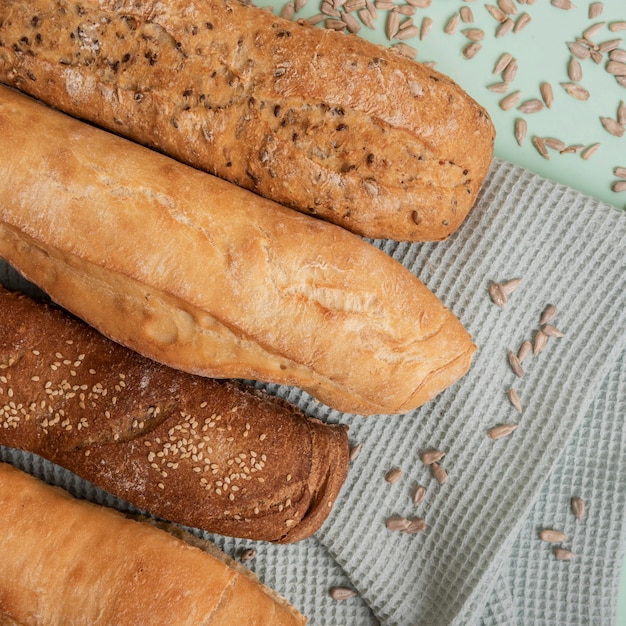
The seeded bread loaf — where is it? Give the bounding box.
[0,0,494,242]
[0,462,307,624]
[0,286,349,543]
[0,87,476,415]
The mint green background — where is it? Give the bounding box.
[260,0,626,620]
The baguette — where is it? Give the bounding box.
[0,86,476,416]
[0,286,349,544]
[0,0,494,242]
[0,462,307,625]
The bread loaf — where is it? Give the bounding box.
[0,86,476,415]
[0,462,307,624]
[0,0,494,241]
[0,286,349,543]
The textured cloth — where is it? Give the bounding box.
[1,158,626,625]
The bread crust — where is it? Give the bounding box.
[0,462,307,624]
[0,287,349,543]
[0,87,476,415]
[0,0,494,241]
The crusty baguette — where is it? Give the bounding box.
[0,86,476,415]
[0,0,494,242]
[0,462,307,625]
[0,286,349,543]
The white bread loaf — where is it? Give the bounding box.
[0,86,476,415]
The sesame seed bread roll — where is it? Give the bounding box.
[0,462,307,624]
[0,0,494,242]
[0,87,476,415]
[0,287,349,544]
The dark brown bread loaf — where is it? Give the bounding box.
[0,0,494,241]
[0,287,349,543]
[0,462,308,624]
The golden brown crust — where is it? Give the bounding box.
[0,86,476,415]
[0,462,307,624]
[0,286,349,543]
[0,0,494,241]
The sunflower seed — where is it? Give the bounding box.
[518,340,532,362]
[421,16,433,39]
[613,181,626,192]
[358,8,375,28]
[494,52,513,74]
[386,516,411,532]
[325,17,347,30]
[615,166,626,178]
[330,586,358,600]
[496,17,514,38]
[500,91,522,110]
[533,330,548,356]
[386,10,401,39]
[295,0,307,10]
[515,118,528,145]
[445,12,460,34]
[390,42,418,59]
[395,24,420,40]
[617,76,626,88]
[589,2,604,18]
[540,529,568,542]
[238,547,257,562]
[489,81,510,93]
[551,0,576,10]
[600,116,625,136]
[502,58,519,82]
[385,467,403,484]
[561,82,590,100]
[404,517,427,534]
[349,443,362,461]
[307,13,325,24]
[341,11,362,33]
[486,4,507,23]
[544,137,567,151]
[618,100,626,124]
[501,278,522,296]
[610,21,626,32]
[322,1,341,16]
[581,142,601,159]
[281,1,295,19]
[532,136,550,159]
[463,28,485,41]
[542,324,564,338]
[404,0,431,6]
[431,462,448,484]
[590,49,604,64]
[607,60,626,76]
[568,57,583,81]
[488,423,519,439]
[460,6,474,23]
[498,0,517,15]
[571,496,586,520]
[554,548,577,561]
[412,485,427,507]
[599,39,623,53]
[514,13,531,33]
[420,449,446,465]
[508,351,525,377]
[540,304,558,324]
[463,42,482,59]
[518,98,545,113]
[508,388,523,413]
[568,41,591,59]
[540,82,554,108]
[560,144,584,154]
[489,281,508,307]
[584,21,606,40]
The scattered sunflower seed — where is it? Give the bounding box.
[404,517,427,534]
[581,143,601,160]
[613,181,626,192]
[460,6,474,23]
[571,496,586,521]
[544,137,567,151]
[508,351,525,377]
[488,423,519,439]
[281,1,295,19]
[600,116,625,137]
[386,10,401,39]
[584,21,606,39]
[489,82,510,93]
[431,462,448,484]
[486,4,507,23]
[329,586,358,600]
[618,100,626,124]
[515,118,528,145]
[496,17,514,38]
[341,11,361,33]
[514,13,531,33]
[560,144,585,154]
[518,98,545,113]
[494,52,513,74]
[238,547,257,562]
[358,8,375,28]
[390,42,418,59]
[540,82,554,108]
[444,12,460,34]
[508,388,523,413]
[385,467,403,484]
[420,449,446,465]
[412,485,427,507]
[589,2,604,19]
[607,60,626,76]
[498,0,517,15]
[610,21,626,32]
[567,41,591,60]
[420,16,433,39]
[463,42,482,58]
[552,0,576,11]
[554,547,577,561]
[543,323,564,338]
[501,278,522,296]
[614,166,626,178]
[500,90,522,110]
[502,58,519,83]
[540,304,558,325]
[561,82,590,100]
[349,443,362,462]
[489,282,508,307]
[610,49,626,63]
[568,57,583,81]
[532,136,550,159]
[386,516,411,532]
[395,24,420,40]
[518,340,532,362]
[599,39,623,53]
[539,529,569,542]
[533,330,548,356]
